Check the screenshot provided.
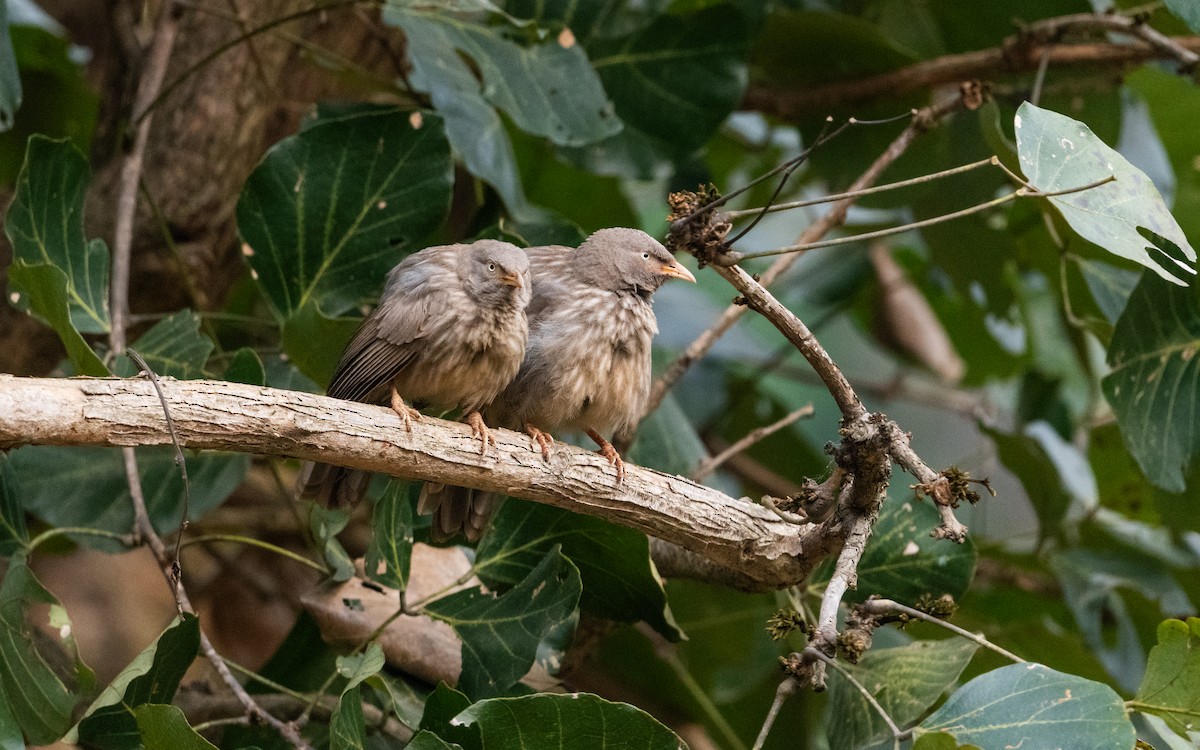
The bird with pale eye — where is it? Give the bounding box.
[297,239,532,510]
[419,227,696,540]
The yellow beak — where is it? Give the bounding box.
[499,272,523,288]
[660,261,697,283]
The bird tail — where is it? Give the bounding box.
[417,483,501,543]
[296,461,372,508]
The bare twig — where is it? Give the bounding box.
[721,176,1117,264]
[858,598,1025,664]
[886,423,968,542]
[691,404,814,481]
[639,93,965,425]
[751,678,796,750]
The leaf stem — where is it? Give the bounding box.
[181,534,328,573]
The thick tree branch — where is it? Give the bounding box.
[0,375,828,590]
[743,21,1200,118]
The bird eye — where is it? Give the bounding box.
[642,252,650,260]
[488,262,497,271]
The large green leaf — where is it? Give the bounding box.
[113,310,214,379]
[4,262,107,375]
[12,446,249,549]
[1015,102,1196,286]
[1165,0,1200,32]
[0,552,84,746]
[914,663,1135,749]
[0,455,28,557]
[553,2,750,177]
[365,481,414,594]
[76,614,200,749]
[627,390,709,477]
[0,1,20,131]
[236,105,453,322]
[454,692,685,749]
[813,494,976,605]
[133,705,218,750]
[424,546,581,698]
[1102,271,1200,491]
[5,135,109,333]
[419,683,477,748]
[826,639,978,750]
[475,499,682,641]
[1132,617,1200,737]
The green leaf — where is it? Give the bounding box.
[1133,617,1200,737]
[627,390,709,477]
[915,663,1135,749]
[424,546,581,698]
[77,614,200,749]
[0,688,22,750]
[0,1,21,131]
[985,425,1073,544]
[113,310,214,379]
[383,6,618,217]
[12,447,248,549]
[279,300,361,387]
[330,684,366,750]
[5,262,107,376]
[133,704,218,750]
[0,552,82,745]
[455,692,685,749]
[814,495,976,605]
[826,640,978,750]
[561,2,751,174]
[1165,0,1200,32]
[475,500,682,641]
[0,455,28,556]
[419,683,475,746]
[1102,271,1200,491]
[1075,257,1139,325]
[310,504,354,582]
[223,347,267,386]
[236,105,453,322]
[337,643,385,693]
[365,481,413,593]
[5,136,110,332]
[365,672,425,730]
[1015,102,1196,286]
[407,730,460,749]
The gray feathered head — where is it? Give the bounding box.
[577,228,696,297]
[460,240,532,309]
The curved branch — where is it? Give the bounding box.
[0,375,825,590]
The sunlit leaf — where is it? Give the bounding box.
[1133,617,1200,737]
[827,640,978,750]
[476,500,682,641]
[77,614,200,749]
[915,663,1135,749]
[1102,271,1200,492]
[1015,102,1196,285]
[425,546,581,698]
[455,692,685,749]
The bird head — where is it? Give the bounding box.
[463,240,532,307]
[580,228,696,297]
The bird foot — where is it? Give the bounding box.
[525,423,554,462]
[389,386,423,433]
[587,429,625,484]
[465,411,496,455]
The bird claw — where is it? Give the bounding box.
[390,386,423,433]
[525,423,554,462]
[587,429,625,484]
[466,411,496,455]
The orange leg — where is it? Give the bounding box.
[525,423,555,462]
[465,411,496,455]
[389,382,423,432]
[586,429,625,483]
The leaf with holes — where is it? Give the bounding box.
[1102,271,1200,491]
[1015,102,1196,285]
[424,545,581,699]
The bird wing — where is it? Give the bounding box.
[325,249,456,403]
